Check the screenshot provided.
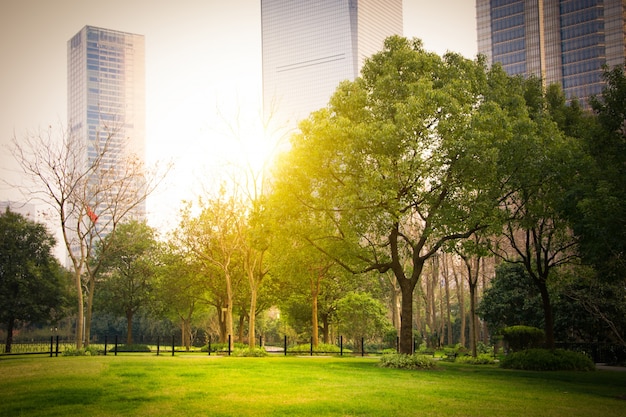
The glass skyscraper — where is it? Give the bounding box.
[477,0,626,106]
[67,26,146,227]
[261,0,403,126]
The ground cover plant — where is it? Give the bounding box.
[1,355,624,416]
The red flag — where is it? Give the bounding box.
[86,206,98,223]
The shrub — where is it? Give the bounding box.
[502,326,545,352]
[233,347,269,357]
[62,346,100,356]
[109,344,151,353]
[289,343,348,355]
[203,342,246,353]
[379,353,437,370]
[456,354,496,365]
[500,349,595,371]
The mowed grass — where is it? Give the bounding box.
[1,355,625,416]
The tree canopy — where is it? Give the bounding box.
[270,36,523,353]
[0,208,69,352]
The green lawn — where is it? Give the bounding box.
[1,355,624,416]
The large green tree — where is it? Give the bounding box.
[270,37,516,353]
[0,208,69,352]
[95,220,159,345]
[575,66,626,281]
[490,76,583,349]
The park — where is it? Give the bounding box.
[1,354,625,416]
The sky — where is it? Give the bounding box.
[0,0,477,235]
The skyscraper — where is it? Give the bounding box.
[261,0,403,126]
[67,26,146,227]
[477,0,626,106]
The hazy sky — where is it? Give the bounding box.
[0,0,477,231]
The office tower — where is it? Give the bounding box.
[477,0,626,107]
[261,0,403,126]
[67,26,146,228]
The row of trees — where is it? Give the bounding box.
[3,36,625,355]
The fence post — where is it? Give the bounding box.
[208,336,211,356]
[50,336,53,357]
[228,335,231,356]
[114,335,118,356]
[55,335,59,357]
[396,336,400,353]
[361,337,365,357]
[172,335,175,357]
[310,336,313,356]
[340,336,343,356]
[104,335,108,356]
[156,336,160,356]
[284,335,287,356]
[259,335,262,348]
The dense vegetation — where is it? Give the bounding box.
[3,37,626,363]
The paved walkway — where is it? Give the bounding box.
[596,364,626,372]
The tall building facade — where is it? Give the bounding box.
[477,0,626,106]
[67,26,146,228]
[261,0,403,126]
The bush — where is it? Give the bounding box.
[203,342,246,353]
[500,349,595,371]
[379,353,437,370]
[456,354,496,365]
[289,343,348,355]
[502,326,544,352]
[109,344,151,353]
[62,345,100,356]
[233,347,269,357]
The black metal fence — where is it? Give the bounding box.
[3,336,624,364]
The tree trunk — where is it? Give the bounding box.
[538,282,555,350]
[469,279,478,357]
[84,276,95,346]
[452,266,467,347]
[398,281,415,354]
[442,256,453,345]
[238,313,246,343]
[321,313,330,344]
[311,279,320,348]
[5,317,14,353]
[126,311,133,345]
[225,274,234,351]
[74,269,84,350]
[248,285,257,348]
[217,305,227,343]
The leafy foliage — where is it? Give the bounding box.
[270,36,521,354]
[233,347,269,357]
[379,353,437,370]
[335,292,393,349]
[500,349,595,371]
[288,343,345,354]
[478,263,544,334]
[95,220,159,345]
[0,208,70,352]
[502,326,545,352]
[456,354,496,365]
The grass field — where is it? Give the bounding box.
[1,354,625,416]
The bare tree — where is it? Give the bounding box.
[11,124,167,348]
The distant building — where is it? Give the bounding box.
[261,0,403,127]
[477,0,626,107]
[67,25,146,231]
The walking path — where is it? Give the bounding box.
[596,364,626,372]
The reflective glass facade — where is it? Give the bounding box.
[67,26,146,229]
[261,0,403,126]
[477,0,626,106]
